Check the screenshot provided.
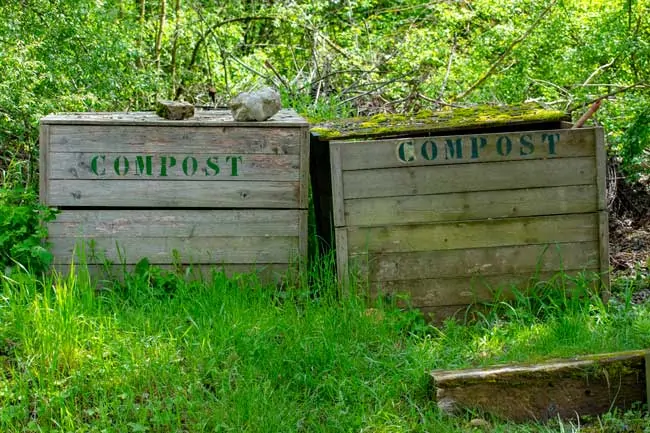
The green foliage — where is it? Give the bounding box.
[0,186,57,274]
[1,0,650,178]
[618,106,650,178]
[0,265,648,431]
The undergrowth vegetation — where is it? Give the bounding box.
[0,262,649,432]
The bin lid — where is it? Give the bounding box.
[311,103,568,141]
[40,108,308,127]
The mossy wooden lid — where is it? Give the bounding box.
[311,103,568,141]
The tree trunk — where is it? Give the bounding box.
[170,0,181,97]
[154,0,166,71]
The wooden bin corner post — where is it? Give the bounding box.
[329,141,350,294]
[594,126,610,297]
[40,109,310,284]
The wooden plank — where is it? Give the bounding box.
[329,142,346,227]
[52,263,291,284]
[48,125,302,154]
[594,127,611,293]
[47,209,302,238]
[347,214,598,254]
[335,227,350,295]
[298,209,309,270]
[342,157,596,199]
[353,241,600,281]
[431,350,648,422]
[41,108,309,127]
[370,270,601,307]
[48,152,300,181]
[299,126,311,209]
[344,185,598,227]
[46,179,299,208]
[646,352,650,413]
[599,209,611,291]
[39,124,50,204]
[337,128,595,170]
[595,127,607,212]
[50,236,299,265]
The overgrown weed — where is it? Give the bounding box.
[1,261,649,431]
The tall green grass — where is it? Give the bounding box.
[1,260,649,432]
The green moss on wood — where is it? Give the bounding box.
[311,103,568,141]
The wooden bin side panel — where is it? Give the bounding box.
[47,180,299,208]
[342,157,596,200]
[346,213,599,254]
[370,270,601,307]
[331,128,605,311]
[351,241,600,282]
[338,127,596,171]
[48,209,306,268]
[345,185,599,227]
[44,124,306,209]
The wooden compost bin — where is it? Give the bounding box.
[310,103,609,320]
[40,109,309,281]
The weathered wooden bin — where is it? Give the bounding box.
[40,109,309,281]
[310,103,609,319]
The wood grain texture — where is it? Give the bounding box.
[39,124,50,204]
[299,126,311,209]
[48,209,302,237]
[431,350,648,422]
[299,209,309,270]
[595,127,611,292]
[329,142,346,227]
[48,152,300,181]
[335,227,350,295]
[599,209,611,289]
[46,179,299,208]
[50,235,299,265]
[347,213,598,254]
[344,185,598,227]
[595,127,607,212]
[342,157,596,199]
[336,128,595,170]
[369,270,600,307]
[352,241,600,282]
[41,108,308,127]
[47,125,302,154]
[52,263,291,283]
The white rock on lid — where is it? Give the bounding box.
[229,87,282,121]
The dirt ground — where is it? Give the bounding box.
[608,161,650,297]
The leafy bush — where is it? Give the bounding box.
[0,187,58,274]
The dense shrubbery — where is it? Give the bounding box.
[1,0,649,177]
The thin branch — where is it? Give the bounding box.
[582,58,616,87]
[264,60,291,93]
[336,77,404,106]
[568,81,647,112]
[418,93,465,108]
[530,78,570,96]
[187,16,276,70]
[154,0,166,71]
[227,55,270,83]
[455,0,559,101]
[438,36,456,99]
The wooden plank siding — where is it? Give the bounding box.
[40,109,310,282]
[330,126,608,318]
